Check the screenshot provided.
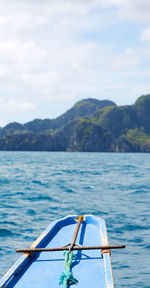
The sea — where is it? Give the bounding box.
[0,152,150,287]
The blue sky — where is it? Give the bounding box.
[0,0,150,126]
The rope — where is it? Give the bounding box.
[59,251,78,287]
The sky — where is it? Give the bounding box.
[0,0,150,126]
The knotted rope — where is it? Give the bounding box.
[59,251,78,287]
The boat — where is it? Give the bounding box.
[0,215,125,288]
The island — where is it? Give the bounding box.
[0,94,150,152]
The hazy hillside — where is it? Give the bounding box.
[1,95,150,152]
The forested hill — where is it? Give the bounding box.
[1,95,150,152]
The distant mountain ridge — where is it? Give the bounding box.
[0,98,116,136]
[1,95,150,152]
[0,98,115,135]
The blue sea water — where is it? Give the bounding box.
[0,152,150,287]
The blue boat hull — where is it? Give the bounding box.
[0,215,114,288]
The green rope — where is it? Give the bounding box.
[59,251,78,288]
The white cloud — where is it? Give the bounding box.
[107,0,150,23]
[69,0,150,23]
[110,48,140,70]
[140,27,150,41]
[0,0,149,125]
[0,99,36,126]
[7,101,35,112]
[0,40,46,63]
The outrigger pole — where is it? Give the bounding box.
[16,215,125,254]
[16,245,126,253]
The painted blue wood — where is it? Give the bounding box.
[0,215,114,288]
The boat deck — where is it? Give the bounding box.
[0,215,114,288]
